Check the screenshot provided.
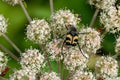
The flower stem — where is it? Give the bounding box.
[66,72,73,80]
[62,63,65,80]
[57,60,61,74]
[39,44,53,71]
[0,44,19,61]
[47,57,53,72]
[2,34,22,54]
[49,0,54,15]
[19,1,32,22]
[0,77,8,80]
[101,31,107,39]
[113,53,119,59]
[89,8,99,28]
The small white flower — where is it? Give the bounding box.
[0,51,8,75]
[51,9,80,38]
[100,6,120,33]
[26,19,51,44]
[63,47,88,71]
[51,9,80,27]
[70,70,96,80]
[46,39,63,61]
[79,27,101,54]
[2,0,21,6]
[88,0,116,10]
[40,72,61,80]
[20,48,45,73]
[10,69,36,80]
[0,15,7,36]
[115,37,120,54]
[95,56,118,78]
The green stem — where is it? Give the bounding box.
[49,0,54,15]
[2,34,22,54]
[66,72,73,80]
[0,77,8,80]
[57,60,61,75]
[0,44,19,61]
[39,44,53,71]
[101,31,107,39]
[19,1,32,22]
[112,53,120,59]
[46,55,53,72]
[62,63,65,80]
[89,8,99,28]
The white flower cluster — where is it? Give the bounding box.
[10,69,36,80]
[70,70,96,80]
[46,39,63,61]
[51,9,80,27]
[0,15,7,36]
[20,48,45,73]
[0,51,8,75]
[118,5,120,16]
[100,6,120,33]
[40,72,61,80]
[79,27,101,54]
[26,19,51,44]
[2,0,21,6]
[51,9,80,38]
[88,0,116,9]
[115,37,120,54]
[63,48,88,71]
[95,56,118,79]
[104,77,120,80]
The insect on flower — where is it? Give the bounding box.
[61,25,88,58]
[96,47,108,56]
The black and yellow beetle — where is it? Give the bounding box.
[61,25,88,58]
[65,26,78,46]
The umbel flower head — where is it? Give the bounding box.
[20,48,45,73]
[63,47,88,71]
[95,56,118,79]
[50,9,80,38]
[0,51,8,75]
[100,6,120,33]
[51,9,80,27]
[79,27,101,55]
[26,19,51,44]
[40,72,61,80]
[88,0,116,10]
[115,37,120,54]
[2,0,21,6]
[70,70,96,80]
[46,39,63,61]
[10,69,36,80]
[0,14,7,36]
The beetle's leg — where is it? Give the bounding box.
[77,42,88,59]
